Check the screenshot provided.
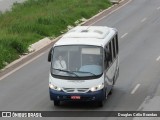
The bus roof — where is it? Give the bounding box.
[54,26,117,47]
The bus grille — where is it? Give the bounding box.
[62,88,89,93]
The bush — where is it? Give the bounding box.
[10,40,28,54]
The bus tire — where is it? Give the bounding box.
[54,100,60,106]
[98,101,103,107]
[108,89,112,95]
[97,100,104,107]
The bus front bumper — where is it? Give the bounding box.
[49,88,105,102]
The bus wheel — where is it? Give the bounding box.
[97,100,104,107]
[108,89,112,95]
[109,79,114,95]
[98,100,105,107]
[54,100,60,106]
[105,91,108,99]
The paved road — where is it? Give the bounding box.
[0,0,25,12]
[0,0,160,120]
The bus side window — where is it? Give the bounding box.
[112,37,116,59]
[104,46,109,68]
[115,34,119,54]
[105,42,112,68]
[109,41,113,64]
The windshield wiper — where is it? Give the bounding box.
[75,71,96,76]
[53,68,79,77]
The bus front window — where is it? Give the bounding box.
[51,45,103,79]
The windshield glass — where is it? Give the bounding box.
[51,45,103,79]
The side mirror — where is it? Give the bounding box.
[48,48,52,62]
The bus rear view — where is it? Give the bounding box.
[48,26,119,107]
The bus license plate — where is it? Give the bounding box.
[71,96,81,100]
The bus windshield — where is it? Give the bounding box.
[51,45,103,78]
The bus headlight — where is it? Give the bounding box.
[49,84,62,91]
[90,84,104,92]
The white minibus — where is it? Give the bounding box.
[48,26,119,106]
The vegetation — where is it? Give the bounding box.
[0,0,111,69]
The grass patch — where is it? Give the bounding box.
[0,0,111,69]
